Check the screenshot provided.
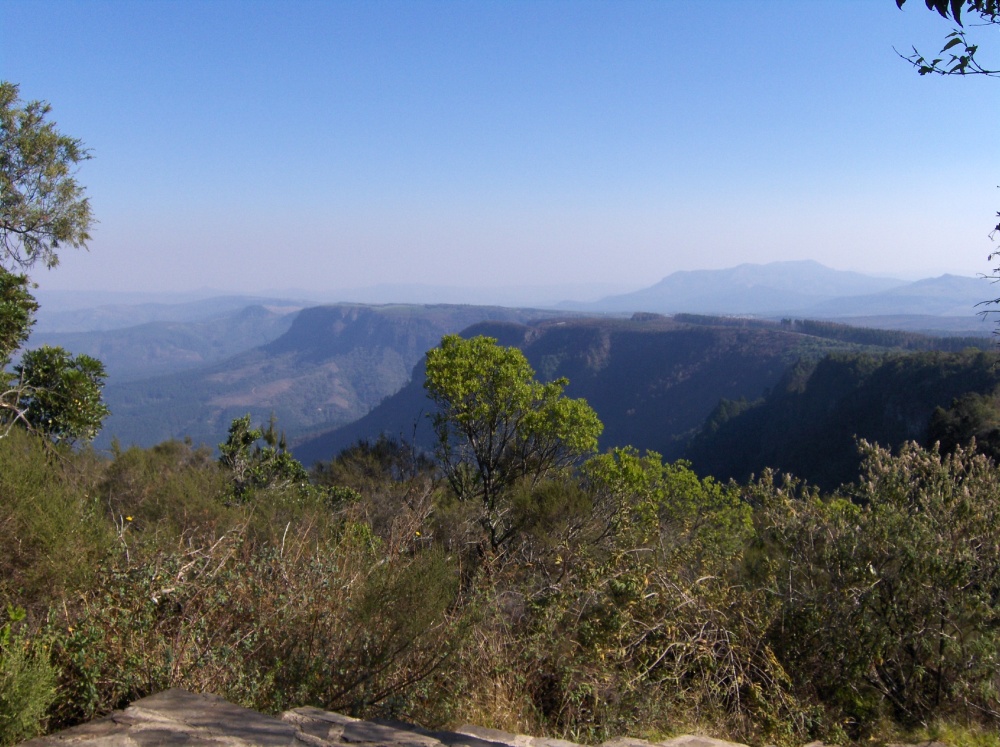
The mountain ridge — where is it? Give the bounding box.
[97,304,564,449]
[292,313,986,466]
[561,261,991,320]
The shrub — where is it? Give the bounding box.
[0,606,56,746]
[0,429,109,609]
[754,442,1000,733]
[49,512,462,727]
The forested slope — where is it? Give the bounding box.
[293,314,953,465]
[685,349,1000,490]
[98,304,558,449]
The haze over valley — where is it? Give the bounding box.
[26,259,993,495]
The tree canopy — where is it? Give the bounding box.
[0,82,93,273]
[424,334,602,550]
[0,83,107,443]
[897,1,999,76]
[13,347,109,444]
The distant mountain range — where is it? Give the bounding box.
[291,315,987,467]
[32,260,997,456]
[806,274,994,318]
[562,260,993,323]
[30,304,299,382]
[36,261,995,331]
[32,294,308,333]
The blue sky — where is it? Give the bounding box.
[3,1,999,298]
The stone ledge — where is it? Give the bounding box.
[15,688,747,747]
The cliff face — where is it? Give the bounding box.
[292,315,858,466]
[99,304,555,449]
[684,349,1000,490]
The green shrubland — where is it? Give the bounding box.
[3,341,1000,745]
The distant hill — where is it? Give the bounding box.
[32,294,308,333]
[683,349,1000,491]
[97,304,561,449]
[806,274,991,318]
[29,304,298,382]
[562,262,993,329]
[292,314,985,466]
[565,260,905,314]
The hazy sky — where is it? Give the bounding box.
[3,1,999,297]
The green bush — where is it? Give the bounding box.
[0,606,56,746]
[48,508,462,727]
[98,439,230,546]
[0,429,109,608]
[7,408,1000,745]
[754,442,1000,733]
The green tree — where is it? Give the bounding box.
[0,272,36,365]
[424,334,602,550]
[926,389,1000,459]
[1,82,93,272]
[0,82,107,443]
[896,1,998,77]
[13,347,109,444]
[218,414,309,501]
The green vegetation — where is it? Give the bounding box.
[6,334,1000,746]
[14,347,108,444]
[0,82,109,444]
[0,606,56,746]
[218,413,308,502]
[685,349,1000,490]
[424,335,602,552]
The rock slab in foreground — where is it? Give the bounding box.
[21,688,751,747]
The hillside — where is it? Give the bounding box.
[29,304,299,382]
[293,313,983,466]
[98,304,561,449]
[32,293,308,333]
[684,348,1000,490]
[806,273,991,317]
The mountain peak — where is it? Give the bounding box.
[573,261,906,315]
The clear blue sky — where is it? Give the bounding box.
[3,0,999,296]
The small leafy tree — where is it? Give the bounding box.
[13,347,109,444]
[218,414,308,501]
[424,334,602,550]
[0,82,106,443]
